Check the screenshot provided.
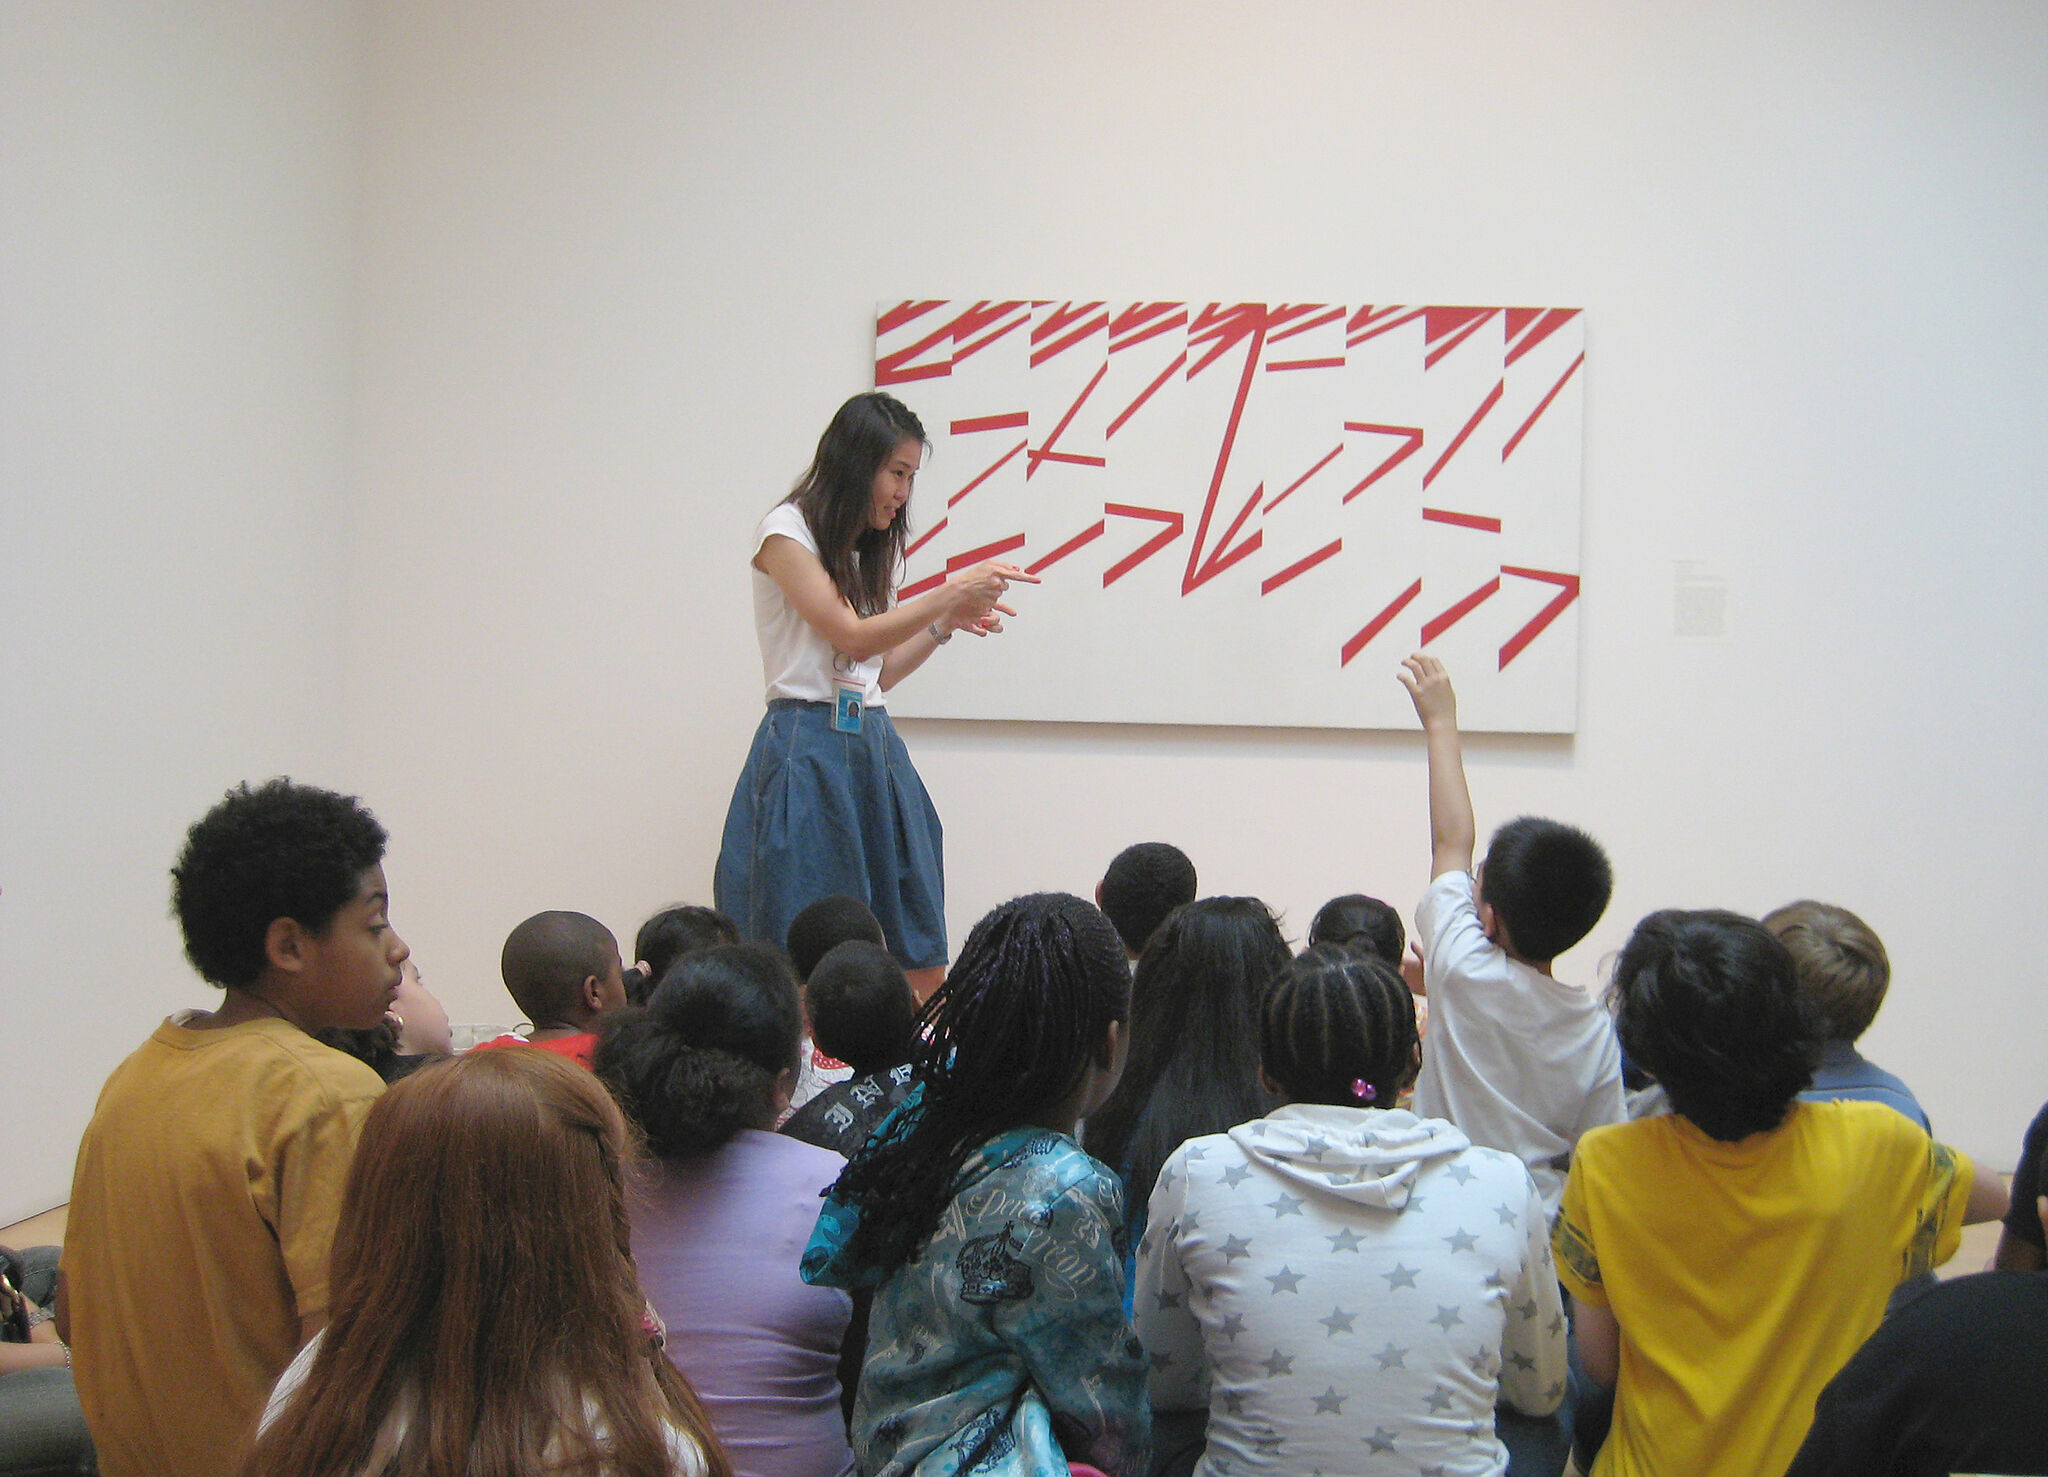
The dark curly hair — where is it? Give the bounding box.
[785,894,886,981]
[1262,945,1418,1107]
[1097,842,1197,956]
[1306,894,1406,966]
[1083,897,1286,1206]
[1480,815,1612,963]
[824,893,1130,1279]
[1611,910,1824,1143]
[630,904,740,1005]
[806,941,916,1074]
[784,392,926,617]
[171,778,388,990]
[595,944,802,1161]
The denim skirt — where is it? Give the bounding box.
[714,699,947,970]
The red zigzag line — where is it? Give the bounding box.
[1497,567,1581,669]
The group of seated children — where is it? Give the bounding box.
[29,652,2044,1477]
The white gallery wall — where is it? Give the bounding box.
[5,0,2045,1219]
[2,2,364,1221]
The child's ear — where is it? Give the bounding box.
[1259,1066,1283,1097]
[580,973,606,1014]
[772,1066,797,1118]
[264,917,312,977]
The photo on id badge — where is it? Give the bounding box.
[833,678,863,734]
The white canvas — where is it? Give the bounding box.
[877,302,1585,732]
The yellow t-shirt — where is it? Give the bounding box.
[65,1015,384,1477]
[1553,1100,1970,1477]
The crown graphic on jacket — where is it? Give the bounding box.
[957,1220,1034,1305]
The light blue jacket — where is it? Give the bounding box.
[804,1125,1150,1477]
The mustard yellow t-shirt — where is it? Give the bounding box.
[1553,1100,1970,1477]
[64,1015,384,1477]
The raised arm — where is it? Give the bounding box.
[756,535,1033,664]
[1398,654,1476,878]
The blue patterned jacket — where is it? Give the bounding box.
[804,1125,1150,1477]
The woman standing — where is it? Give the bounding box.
[715,392,1034,996]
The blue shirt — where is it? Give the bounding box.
[1799,1039,1930,1133]
[805,1125,1149,1477]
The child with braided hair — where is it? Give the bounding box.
[800,893,1149,1477]
[1136,945,1564,1477]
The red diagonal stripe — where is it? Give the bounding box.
[1340,578,1423,666]
[1030,304,1110,366]
[953,304,1032,365]
[1266,356,1346,372]
[1424,308,1500,369]
[1501,351,1585,462]
[1265,443,1345,513]
[1498,568,1580,669]
[950,412,1028,435]
[1028,361,1108,479]
[878,300,946,336]
[947,440,1028,508]
[944,534,1026,571]
[1342,424,1425,503]
[1185,485,1266,594]
[1420,576,1502,645]
[1110,304,1187,354]
[1102,505,1184,587]
[899,572,944,599]
[1504,307,1581,369]
[1105,351,1185,439]
[1423,508,1503,533]
[1032,301,1107,343]
[1348,305,1428,347]
[1268,305,1345,344]
[1025,520,1105,576]
[1421,381,1504,490]
[1188,303,1266,377]
[1032,451,1107,469]
[904,518,948,559]
[1260,539,1342,595]
[1183,318,1267,592]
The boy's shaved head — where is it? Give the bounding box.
[501,911,619,1024]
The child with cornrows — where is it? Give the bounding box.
[1136,945,1564,1477]
[800,893,1149,1477]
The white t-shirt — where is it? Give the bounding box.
[1410,870,1625,1218]
[265,1332,708,1475]
[752,503,886,707]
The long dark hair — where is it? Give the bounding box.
[1082,897,1288,1205]
[596,944,803,1161]
[784,391,927,616]
[242,1049,730,1477]
[824,893,1130,1278]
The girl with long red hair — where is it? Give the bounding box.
[243,1047,729,1477]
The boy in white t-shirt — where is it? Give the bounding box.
[1398,654,1624,1219]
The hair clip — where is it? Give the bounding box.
[1350,1078,1377,1102]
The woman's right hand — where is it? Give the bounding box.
[943,561,1040,620]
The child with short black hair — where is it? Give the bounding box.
[1306,892,1406,965]
[801,894,1148,1477]
[1096,842,1197,960]
[1556,909,2005,1477]
[785,894,887,982]
[64,778,407,1475]
[784,894,888,1108]
[780,940,920,1156]
[630,903,741,1006]
[1764,899,1929,1131]
[475,910,627,1069]
[1398,654,1624,1217]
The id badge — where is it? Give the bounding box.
[832,679,865,735]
